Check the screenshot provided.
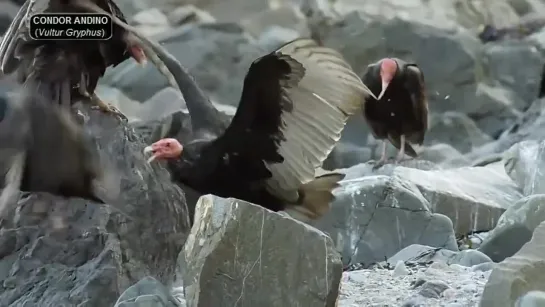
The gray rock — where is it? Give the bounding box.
[331,0,519,29]
[419,280,451,298]
[130,8,170,26]
[0,106,190,306]
[195,0,270,23]
[479,195,545,262]
[340,162,519,234]
[135,87,188,122]
[322,143,372,170]
[504,140,545,196]
[314,174,457,267]
[388,244,492,267]
[482,41,543,106]
[180,195,342,307]
[114,276,183,307]
[472,262,497,272]
[419,144,469,167]
[516,291,545,307]
[102,23,263,105]
[240,4,309,37]
[393,260,410,276]
[426,112,493,153]
[480,219,545,307]
[166,5,216,26]
[491,195,545,239]
[478,223,533,262]
[95,85,142,123]
[257,26,301,52]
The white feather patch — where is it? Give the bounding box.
[264,39,373,201]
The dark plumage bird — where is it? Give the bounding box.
[361,58,428,168]
[0,85,106,217]
[143,39,376,222]
[0,0,179,120]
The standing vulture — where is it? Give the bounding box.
[0,0,181,120]
[0,85,106,218]
[361,57,428,168]
[143,38,377,222]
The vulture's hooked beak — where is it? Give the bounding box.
[143,146,157,163]
[377,80,389,101]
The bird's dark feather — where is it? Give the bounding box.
[362,58,428,157]
[169,51,305,211]
[0,83,104,204]
[0,0,131,107]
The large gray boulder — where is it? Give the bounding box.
[479,195,545,262]
[0,106,190,306]
[180,194,342,307]
[314,162,522,266]
[480,219,545,307]
[504,140,545,196]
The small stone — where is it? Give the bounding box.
[393,260,410,277]
[471,262,497,272]
[419,280,451,298]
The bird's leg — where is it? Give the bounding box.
[77,73,127,122]
[372,141,388,170]
[89,93,128,122]
[395,134,406,163]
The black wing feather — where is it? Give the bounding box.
[403,64,427,144]
[204,52,305,180]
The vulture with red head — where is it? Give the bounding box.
[143,38,376,222]
[361,58,428,168]
[0,0,182,120]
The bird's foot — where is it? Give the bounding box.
[91,101,128,122]
[372,158,389,170]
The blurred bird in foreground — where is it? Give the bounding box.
[361,58,428,169]
[0,87,107,218]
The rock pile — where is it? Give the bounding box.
[3,0,545,306]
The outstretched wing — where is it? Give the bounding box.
[0,0,132,91]
[212,38,374,201]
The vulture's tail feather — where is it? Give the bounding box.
[286,173,344,222]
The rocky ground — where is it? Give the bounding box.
[3,0,545,306]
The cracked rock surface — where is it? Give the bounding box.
[180,195,342,307]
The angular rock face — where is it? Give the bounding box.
[315,161,521,267]
[180,195,342,307]
[0,106,191,306]
[504,140,545,196]
[480,219,545,307]
[314,173,457,267]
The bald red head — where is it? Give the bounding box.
[143,138,183,163]
[377,58,398,100]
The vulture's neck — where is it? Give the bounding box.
[152,43,226,136]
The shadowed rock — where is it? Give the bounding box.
[0,105,190,306]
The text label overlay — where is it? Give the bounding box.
[29,13,113,40]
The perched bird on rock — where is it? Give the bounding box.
[361,57,428,169]
[143,38,377,222]
[0,0,182,121]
